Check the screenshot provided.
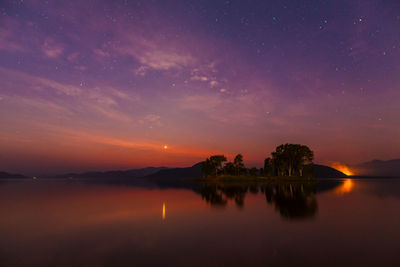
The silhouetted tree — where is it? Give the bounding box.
[249,167,258,176]
[209,155,227,177]
[263,157,273,176]
[271,144,314,176]
[201,158,214,178]
[223,162,235,175]
[233,154,245,176]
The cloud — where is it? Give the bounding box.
[209,80,218,87]
[138,114,162,127]
[0,28,24,52]
[191,75,209,81]
[115,34,194,72]
[190,62,221,88]
[74,65,87,71]
[42,38,64,58]
[93,48,110,57]
[0,18,25,52]
[0,67,139,123]
[67,52,79,62]
[133,65,149,76]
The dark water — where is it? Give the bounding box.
[0,178,399,266]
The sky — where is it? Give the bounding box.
[0,0,399,175]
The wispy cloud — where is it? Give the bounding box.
[42,37,64,58]
[0,67,138,123]
[116,34,194,72]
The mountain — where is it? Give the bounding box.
[42,162,346,181]
[0,171,26,179]
[145,163,202,179]
[51,167,168,179]
[313,164,347,178]
[353,159,400,177]
[145,163,346,180]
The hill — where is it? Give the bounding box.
[313,164,347,178]
[353,159,400,177]
[51,167,168,179]
[0,171,26,179]
[145,163,346,180]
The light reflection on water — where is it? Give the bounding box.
[0,178,399,266]
[334,178,354,194]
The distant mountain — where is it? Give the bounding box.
[313,164,347,178]
[353,159,400,177]
[0,171,26,179]
[145,163,346,180]
[41,162,346,181]
[145,163,202,180]
[51,167,168,179]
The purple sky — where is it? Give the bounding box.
[1,0,399,174]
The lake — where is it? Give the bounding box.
[0,178,399,266]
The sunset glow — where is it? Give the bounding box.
[331,163,354,176]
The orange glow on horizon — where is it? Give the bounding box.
[331,162,354,176]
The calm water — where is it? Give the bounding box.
[0,178,399,266]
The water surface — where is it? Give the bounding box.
[0,178,399,266]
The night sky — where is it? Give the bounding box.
[1,0,399,174]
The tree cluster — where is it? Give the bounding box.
[268,143,314,177]
[201,143,314,178]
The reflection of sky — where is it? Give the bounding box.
[1,1,400,174]
[0,180,399,265]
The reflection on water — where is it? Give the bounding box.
[200,182,318,219]
[334,179,354,194]
[162,202,166,220]
[0,178,399,266]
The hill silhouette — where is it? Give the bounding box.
[144,163,346,179]
[0,163,346,181]
[0,172,26,179]
[50,167,167,179]
[313,164,347,178]
[352,159,400,177]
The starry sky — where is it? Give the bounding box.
[1,0,399,175]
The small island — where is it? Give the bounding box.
[198,143,315,182]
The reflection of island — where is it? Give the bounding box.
[262,183,317,220]
[199,182,319,219]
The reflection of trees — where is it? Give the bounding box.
[262,183,317,220]
[200,184,246,208]
[199,182,318,219]
[200,185,227,206]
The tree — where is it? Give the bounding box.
[233,154,245,176]
[201,158,214,178]
[223,162,235,175]
[209,155,227,177]
[249,167,258,177]
[263,157,273,176]
[271,144,314,177]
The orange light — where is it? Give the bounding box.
[335,179,354,194]
[162,202,166,220]
[331,162,354,176]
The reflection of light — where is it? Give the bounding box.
[162,202,166,220]
[335,179,354,194]
[331,162,354,176]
